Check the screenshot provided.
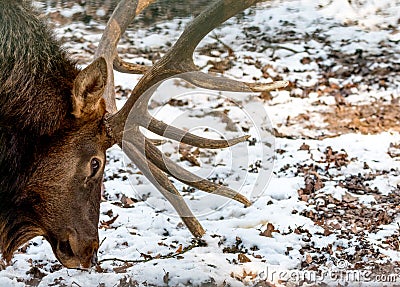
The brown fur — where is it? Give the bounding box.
[0,0,110,268]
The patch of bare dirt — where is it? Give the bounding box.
[289,98,400,138]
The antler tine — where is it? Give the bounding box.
[109,0,266,135]
[146,115,250,149]
[110,84,251,148]
[104,0,269,238]
[181,73,289,93]
[113,55,151,74]
[123,129,205,237]
[163,0,262,64]
[95,0,156,113]
[143,136,252,207]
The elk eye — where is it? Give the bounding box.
[90,158,101,177]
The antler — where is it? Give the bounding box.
[95,0,156,113]
[96,0,288,237]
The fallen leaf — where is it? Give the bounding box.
[260,223,278,237]
[179,143,201,166]
[121,195,137,208]
[163,271,169,284]
[299,143,310,151]
[113,263,133,273]
[238,253,251,263]
[176,244,183,253]
[306,253,313,264]
[100,214,119,229]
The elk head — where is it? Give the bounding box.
[2,0,288,269]
[34,58,109,269]
[1,57,109,269]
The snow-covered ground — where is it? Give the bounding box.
[1,0,400,286]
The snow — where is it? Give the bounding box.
[2,0,400,286]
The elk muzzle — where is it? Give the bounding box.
[52,227,99,269]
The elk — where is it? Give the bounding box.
[0,0,287,269]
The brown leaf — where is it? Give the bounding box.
[324,227,333,236]
[163,271,170,284]
[305,253,313,264]
[121,195,137,208]
[314,177,324,191]
[238,253,251,263]
[100,214,119,229]
[299,143,310,151]
[176,244,183,253]
[388,142,400,158]
[299,193,309,202]
[168,98,188,107]
[260,223,278,237]
[113,263,133,273]
[351,224,359,234]
[342,192,358,203]
[140,252,153,260]
[179,143,201,166]
[242,270,257,280]
[300,57,312,65]
[302,172,325,194]
[259,91,272,101]
[261,64,273,78]
[334,93,347,105]
[207,58,233,73]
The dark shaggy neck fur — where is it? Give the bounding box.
[0,0,79,258]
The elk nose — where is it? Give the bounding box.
[81,238,99,269]
[67,229,99,269]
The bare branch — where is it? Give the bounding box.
[99,239,205,264]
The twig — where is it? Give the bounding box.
[259,45,301,57]
[99,237,107,248]
[98,239,206,264]
[210,33,235,56]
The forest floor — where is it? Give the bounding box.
[1,0,400,286]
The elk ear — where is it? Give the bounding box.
[71,57,108,118]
